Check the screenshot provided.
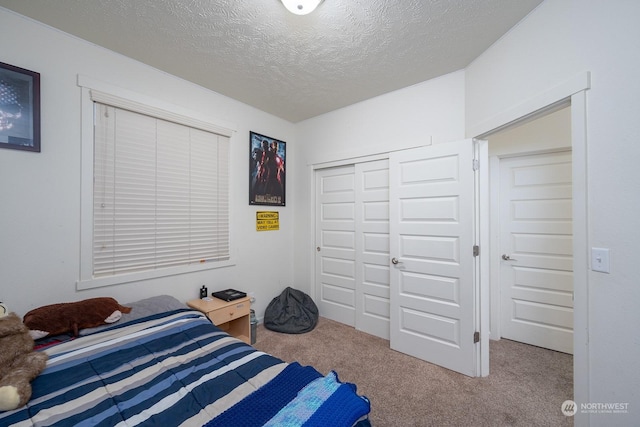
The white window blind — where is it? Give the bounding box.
[93,102,230,278]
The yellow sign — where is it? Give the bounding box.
[256,211,279,231]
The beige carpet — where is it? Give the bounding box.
[254,317,573,427]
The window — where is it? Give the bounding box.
[78,79,234,289]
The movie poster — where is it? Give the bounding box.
[249,131,286,206]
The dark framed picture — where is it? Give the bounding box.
[249,131,286,206]
[0,62,41,152]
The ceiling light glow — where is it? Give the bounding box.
[281,0,324,16]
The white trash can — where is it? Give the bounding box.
[250,309,257,344]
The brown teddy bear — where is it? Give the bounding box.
[0,304,48,411]
[23,297,132,339]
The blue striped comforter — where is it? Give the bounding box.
[0,309,370,427]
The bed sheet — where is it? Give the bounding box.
[0,308,370,427]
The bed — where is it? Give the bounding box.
[1,296,371,427]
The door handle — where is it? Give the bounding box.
[501,254,517,261]
[391,257,400,265]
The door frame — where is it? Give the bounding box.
[471,71,590,421]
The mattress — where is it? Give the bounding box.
[1,300,370,426]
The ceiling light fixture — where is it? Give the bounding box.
[281,0,324,16]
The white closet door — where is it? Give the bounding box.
[315,165,356,326]
[355,160,390,339]
[500,151,574,354]
[389,140,479,377]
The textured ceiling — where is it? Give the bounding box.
[0,0,542,122]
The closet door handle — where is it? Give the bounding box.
[391,257,400,265]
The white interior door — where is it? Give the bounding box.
[315,165,356,326]
[500,151,574,354]
[355,160,390,339]
[389,140,479,377]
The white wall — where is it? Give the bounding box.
[0,9,296,319]
[466,1,640,424]
[488,107,571,157]
[4,0,639,422]
[293,71,466,296]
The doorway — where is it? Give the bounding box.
[487,107,574,354]
[470,74,589,408]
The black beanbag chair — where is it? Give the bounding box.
[264,287,319,334]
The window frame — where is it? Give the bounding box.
[77,75,235,290]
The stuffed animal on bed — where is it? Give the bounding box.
[23,297,132,340]
[0,305,48,411]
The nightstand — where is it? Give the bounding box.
[187,296,251,344]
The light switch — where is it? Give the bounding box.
[591,247,610,273]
